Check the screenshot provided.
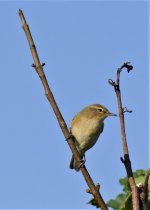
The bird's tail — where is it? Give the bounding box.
[69,155,75,170]
[69,154,83,172]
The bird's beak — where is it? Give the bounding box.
[107,112,117,117]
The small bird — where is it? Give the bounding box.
[69,104,116,171]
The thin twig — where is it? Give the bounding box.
[108,63,140,210]
[143,170,150,197]
[138,170,150,210]
[18,9,108,210]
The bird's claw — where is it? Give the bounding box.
[78,159,86,169]
[78,155,86,169]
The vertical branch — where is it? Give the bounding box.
[108,63,140,210]
[18,9,108,210]
[138,170,150,210]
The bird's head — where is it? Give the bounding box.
[87,104,117,121]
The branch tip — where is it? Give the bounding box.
[120,62,133,73]
[18,9,23,15]
[108,79,116,86]
[120,157,125,164]
[123,107,133,113]
[86,188,92,194]
[18,9,26,25]
[108,79,120,91]
[96,183,100,191]
[32,64,36,68]
[86,183,100,194]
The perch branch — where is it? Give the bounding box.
[108,63,140,210]
[18,9,108,210]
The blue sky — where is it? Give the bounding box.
[0,1,148,209]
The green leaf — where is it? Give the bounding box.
[87,198,99,208]
[88,169,150,209]
[107,169,150,210]
[107,193,128,210]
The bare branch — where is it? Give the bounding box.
[108,63,140,210]
[18,9,108,210]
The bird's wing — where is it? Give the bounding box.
[70,127,75,142]
[100,122,104,134]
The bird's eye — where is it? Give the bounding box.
[99,108,103,112]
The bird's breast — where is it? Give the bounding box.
[71,117,104,152]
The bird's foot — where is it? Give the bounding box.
[78,156,86,169]
[66,134,75,142]
[78,159,85,169]
[83,154,86,162]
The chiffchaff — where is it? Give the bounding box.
[69,104,116,171]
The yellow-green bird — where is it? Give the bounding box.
[70,104,116,171]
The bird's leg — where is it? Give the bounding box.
[78,155,86,169]
[83,154,86,162]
